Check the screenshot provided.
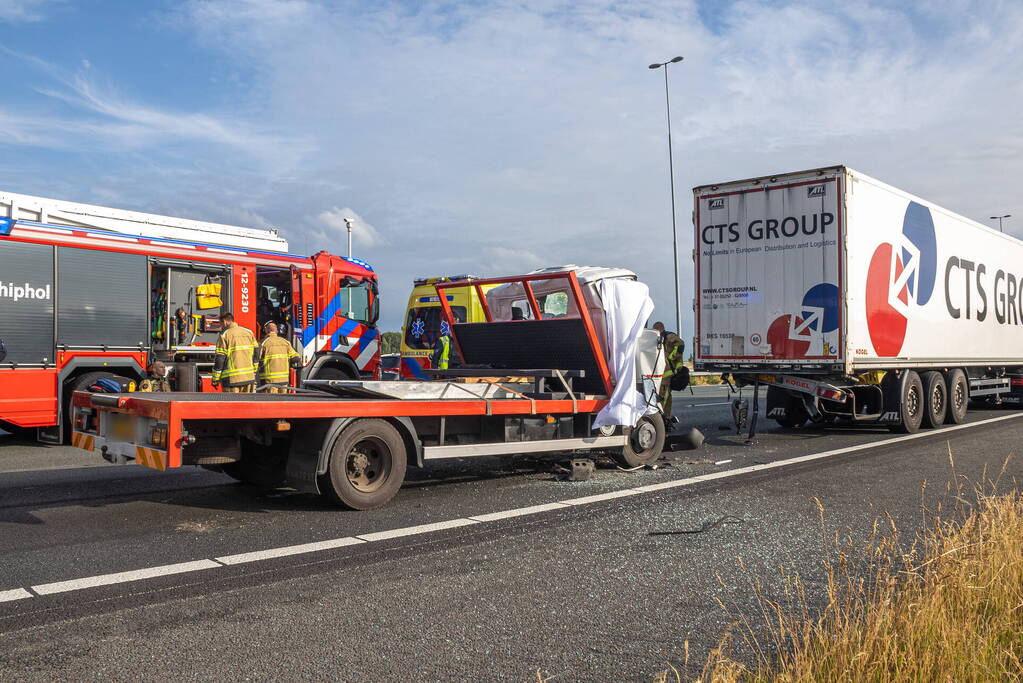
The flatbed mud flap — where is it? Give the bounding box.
[285,417,422,494]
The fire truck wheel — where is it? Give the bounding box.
[311,365,357,381]
[920,371,947,429]
[321,419,407,510]
[943,369,969,424]
[0,421,35,439]
[62,371,121,442]
[615,414,666,467]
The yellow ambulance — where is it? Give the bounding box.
[399,275,492,378]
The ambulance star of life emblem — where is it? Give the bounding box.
[411,319,426,338]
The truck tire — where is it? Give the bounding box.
[767,386,808,429]
[886,370,924,434]
[320,419,407,510]
[615,414,666,467]
[62,371,123,442]
[920,371,947,429]
[944,369,969,424]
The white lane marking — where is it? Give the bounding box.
[0,589,33,603]
[356,518,478,542]
[559,488,643,506]
[31,560,221,596]
[5,412,1022,602]
[216,537,366,565]
[468,502,570,522]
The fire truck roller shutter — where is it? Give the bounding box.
[56,247,148,349]
[0,242,54,365]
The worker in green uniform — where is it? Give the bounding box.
[432,329,451,370]
[653,321,684,416]
[212,312,259,393]
[258,322,301,393]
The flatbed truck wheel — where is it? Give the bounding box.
[320,419,407,510]
[943,369,969,424]
[885,370,924,434]
[920,371,947,429]
[614,414,666,467]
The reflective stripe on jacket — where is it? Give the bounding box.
[259,332,300,384]
[212,322,258,386]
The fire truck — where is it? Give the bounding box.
[0,190,380,443]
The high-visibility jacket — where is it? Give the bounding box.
[259,332,300,384]
[662,332,683,379]
[212,322,258,386]
[432,334,451,370]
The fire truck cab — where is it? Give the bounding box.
[0,190,379,443]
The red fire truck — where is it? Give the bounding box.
[0,190,380,443]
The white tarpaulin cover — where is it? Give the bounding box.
[592,278,657,429]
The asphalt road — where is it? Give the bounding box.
[1,384,1021,680]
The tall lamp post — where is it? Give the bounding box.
[649,55,684,337]
[989,214,1011,233]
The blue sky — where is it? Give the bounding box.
[1,0,1021,334]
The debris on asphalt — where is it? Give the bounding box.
[714,459,732,466]
[553,458,596,481]
[647,515,745,536]
[666,427,705,451]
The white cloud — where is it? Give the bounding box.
[4,1,1023,334]
[0,0,54,22]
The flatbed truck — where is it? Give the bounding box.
[71,270,667,509]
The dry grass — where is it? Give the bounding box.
[684,452,1023,682]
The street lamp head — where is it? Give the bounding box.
[670,56,684,63]
[648,63,661,69]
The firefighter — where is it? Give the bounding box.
[211,312,258,393]
[258,322,301,393]
[652,321,684,416]
[138,360,172,392]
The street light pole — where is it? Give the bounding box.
[649,55,684,337]
[343,217,355,257]
[989,214,1011,233]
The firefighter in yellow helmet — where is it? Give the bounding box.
[211,312,259,393]
[258,322,301,393]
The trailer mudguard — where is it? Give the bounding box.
[284,416,422,493]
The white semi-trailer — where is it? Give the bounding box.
[693,165,1022,434]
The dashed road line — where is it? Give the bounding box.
[4,412,1021,602]
[31,560,222,596]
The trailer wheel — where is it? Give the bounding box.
[944,369,969,424]
[615,414,666,467]
[920,371,947,429]
[886,370,924,434]
[320,419,407,510]
[767,386,808,429]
